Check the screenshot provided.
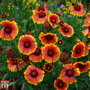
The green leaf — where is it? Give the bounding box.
[75,82,78,90]
[2,73,8,80]
[28,84,33,90]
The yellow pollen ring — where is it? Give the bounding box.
[1,51,5,54]
[59,83,63,86]
[6,28,9,32]
[59,41,61,44]
[47,66,50,69]
[25,43,29,46]
[52,19,55,22]
[68,70,72,75]
[32,71,36,75]
[77,49,80,53]
[65,29,68,31]
[49,51,53,55]
[19,61,22,65]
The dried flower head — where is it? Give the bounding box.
[25,31,33,36]
[9,17,16,22]
[60,52,68,63]
[1,13,7,18]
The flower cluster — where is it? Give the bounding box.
[0,0,90,90]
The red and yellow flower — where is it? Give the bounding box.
[32,11,49,24]
[82,25,90,38]
[74,61,90,73]
[32,5,51,24]
[29,47,43,62]
[24,65,44,85]
[0,20,18,40]
[84,16,90,25]
[60,64,80,84]
[71,41,85,58]
[48,14,60,28]
[18,35,37,55]
[42,44,60,63]
[82,42,89,56]
[18,25,22,30]
[59,20,65,27]
[77,40,89,56]
[69,3,86,17]
[43,63,54,72]
[59,24,74,37]
[54,77,68,90]
[7,58,25,72]
[39,32,58,44]
[33,4,51,14]
[7,58,19,72]
[57,39,63,45]
[17,59,25,70]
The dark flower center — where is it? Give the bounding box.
[33,48,41,56]
[22,55,29,62]
[39,12,46,18]
[24,41,31,48]
[30,70,38,78]
[88,26,90,32]
[58,40,63,45]
[45,35,53,41]
[63,28,69,33]
[75,48,81,54]
[38,6,45,11]
[45,64,52,70]
[58,81,64,88]
[66,69,74,77]
[18,60,23,65]
[47,49,55,57]
[78,64,85,69]
[51,18,56,23]
[74,4,81,11]
[4,26,12,34]
[12,59,17,65]
[47,66,51,70]
[45,63,54,71]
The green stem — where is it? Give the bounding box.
[34,24,38,39]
